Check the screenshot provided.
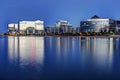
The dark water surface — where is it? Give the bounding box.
[0,36,120,80]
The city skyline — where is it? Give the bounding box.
[6,15,120,36]
[0,0,120,33]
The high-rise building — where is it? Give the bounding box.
[19,20,44,35]
[80,15,116,33]
[55,20,73,33]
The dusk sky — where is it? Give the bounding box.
[0,0,120,33]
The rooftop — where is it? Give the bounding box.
[91,15,100,19]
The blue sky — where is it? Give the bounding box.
[0,0,120,33]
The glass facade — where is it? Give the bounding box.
[80,17,116,33]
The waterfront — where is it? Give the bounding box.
[0,36,120,80]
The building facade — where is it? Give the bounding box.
[80,15,116,33]
[45,27,55,34]
[55,20,73,33]
[116,20,120,32]
[8,23,18,35]
[19,20,44,35]
[76,27,81,33]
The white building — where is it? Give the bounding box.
[55,20,73,33]
[55,20,69,28]
[8,23,18,35]
[19,20,44,34]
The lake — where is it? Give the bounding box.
[0,36,120,80]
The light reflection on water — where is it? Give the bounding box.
[0,36,120,79]
[51,37,114,66]
[8,37,44,67]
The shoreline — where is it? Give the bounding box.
[0,35,120,38]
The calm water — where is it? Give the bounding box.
[0,36,120,80]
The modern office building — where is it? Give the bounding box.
[55,20,73,33]
[80,15,116,33]
[19,20,44,35]
[8,23,18,34]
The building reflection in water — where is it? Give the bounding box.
[8,37,19,61]
[81,37,114,70]
[92,38,113,70]
[46,37,115,71]
[109,38,114,68]
[8,37,44,67]
[7,36,115,72]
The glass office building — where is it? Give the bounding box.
[80,15,116,33]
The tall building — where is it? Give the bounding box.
[19,20,44,35]
[8,23,18,34]
[80,15,116,33]
[55,20,73,33]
